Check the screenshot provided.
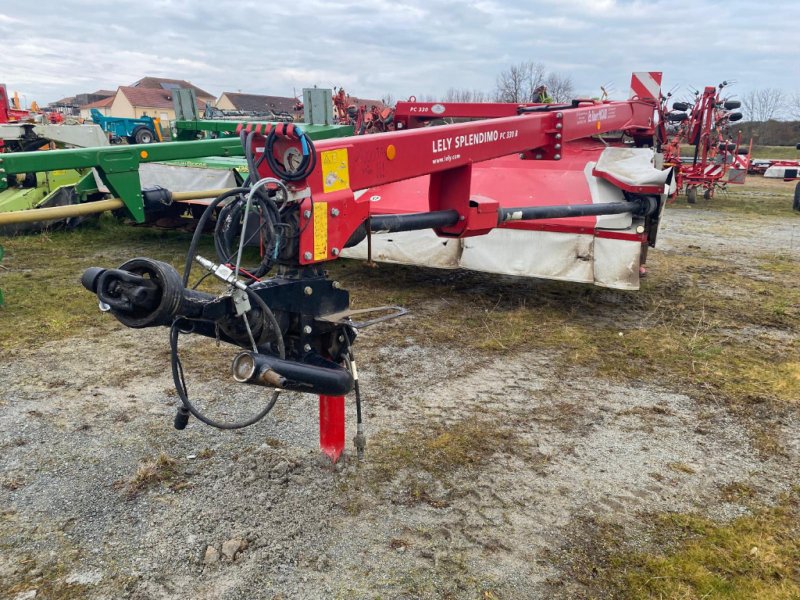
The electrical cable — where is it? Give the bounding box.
[170,320,280,430]
[172,180,289,429]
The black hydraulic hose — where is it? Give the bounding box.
[181,187,250,287]
[170,321,280,430]
[214,192,281,277]
[262,124,317,182]
[173,184,288,430]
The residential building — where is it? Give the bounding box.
[106,86,207,121]
[131,77,215,105]
[79,96,114,120]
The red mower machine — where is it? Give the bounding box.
[658,81,748,202]
[81,74,672,462]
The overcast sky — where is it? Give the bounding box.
[2,0,798,107]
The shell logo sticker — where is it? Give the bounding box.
[431,103,446,115]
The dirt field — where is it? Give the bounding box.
[1,177,799,599]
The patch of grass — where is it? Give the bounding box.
[616,492,800,599]
[0,215,219,351]
[337,248,800,407]
[1,552,90,600]
[372,416,522,479]
[720,482,757,503]
[668,462,696,475]
[348,416,528,508]
[667,175,800,215]
[117,452,181,498]
[680,144,800,161]
[557,491,800,599]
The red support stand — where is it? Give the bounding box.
[319,395,345,462]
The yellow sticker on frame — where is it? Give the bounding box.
[313,201,328,261]
[321,148,350,193]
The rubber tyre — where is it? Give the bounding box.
[133,126,155,144]
[794,182,800,212]
[704,189,712,200]
[672,101,690,112]
[687,187,697,204]
[736,147,749,155]
[724,100,741,110]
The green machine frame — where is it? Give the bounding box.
[0,123,353,223]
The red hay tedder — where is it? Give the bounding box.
[657,81,749,202]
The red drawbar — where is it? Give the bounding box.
[319,395,345,462]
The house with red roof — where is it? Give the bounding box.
[107,86,208,121]
[78,95,114,120]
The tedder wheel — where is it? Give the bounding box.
[133,126,155,144]
[793,182,800,212]
[704,188,712,200]
[687,186,697,204]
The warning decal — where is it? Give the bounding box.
[313,201,328,261]
[321,148,350,193]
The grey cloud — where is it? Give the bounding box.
[1,0,798,104]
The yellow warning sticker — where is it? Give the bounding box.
[313,201,328,261]
[321,148,349,193]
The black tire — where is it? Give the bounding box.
[704,188,712,200]
[133,126,155,144]
[672,101,690,112]
[687,186,697,204]
[794,182,800,212]
[728,112,743,122]
[719,143,736,152]
[667,112,688,122]
[736,147,749,155]
[724,100,741,110]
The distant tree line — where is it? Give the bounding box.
[730,120,800,147]
[403,61,575,105]
[732,89,800,146]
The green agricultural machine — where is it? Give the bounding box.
[0,122,352,229]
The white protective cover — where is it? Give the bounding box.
[764,165,800,179]
[342,147,667,290]
[91,163,240,195]
[138,163,239,191]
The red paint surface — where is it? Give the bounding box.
[319,395,345,463]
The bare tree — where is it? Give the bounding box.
[442,88,490,103]
[382,92,395,107]
[495,61,576,103]
[544,72,575,103]
[495,61,546,103]
[789,92,800,120]
[741,88,785,121]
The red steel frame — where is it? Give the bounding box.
[393,100,546,130]
[251,98,657,267]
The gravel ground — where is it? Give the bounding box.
[1,205,798,599]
